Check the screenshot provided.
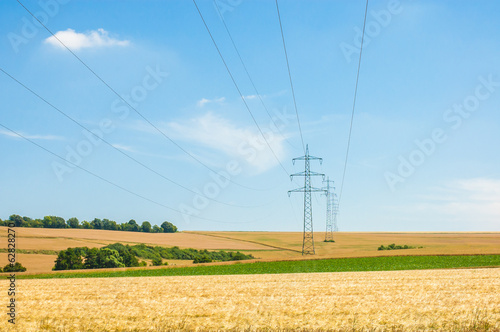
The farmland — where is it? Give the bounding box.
[1,228,500,331]
[18,254,500,280]
[1,268,498,331]
[1,227,498,274]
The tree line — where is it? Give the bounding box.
[115,243,254,263]
[53,243,255,270]
[0,215,177,233]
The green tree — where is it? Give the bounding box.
[84,248,125,269]
[43,216,66,228]
[29,218,44,228]
[66,217,80,228]
[22,216,33,227]
[151,257,163,266]
[53,248,84,270]
[152,225,163,233]
[83,248,100,269]
[81,220,92,229]
[125,219,140,232]
[141,221,152,233]
[119,247,139,267]
[9,214,24,227]
[3,262,27,272]
[161,221,177,233]
[193,253,212,264]
[90,218,103,230]
[99,248,125,268]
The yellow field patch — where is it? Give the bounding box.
[0,227,272,250]
[197,231,500,260]
[2,228,499,274]
[1,268,498,331]
[0,253,57,274]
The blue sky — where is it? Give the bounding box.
[1,0,499,231]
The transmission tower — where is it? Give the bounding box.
[288,145,325,255]
[323,177,335,242]
[333,196,339,232]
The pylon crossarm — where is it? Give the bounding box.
[310,187,327,193]
[309,171,325,177]
[290,171,306,177]
[288,187,306,194]
[292,155,323,162]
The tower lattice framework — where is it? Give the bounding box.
[288,145,325,255]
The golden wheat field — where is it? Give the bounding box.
[1,268,499,331]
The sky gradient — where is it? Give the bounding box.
[1,0,499,231]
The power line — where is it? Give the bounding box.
[15,0,262,192]
[0,67,264,209]
[192,0,290,177]
[0,123,257,224]
[212,0,297,151]
[338,0,369,205]
[275,0,306,153]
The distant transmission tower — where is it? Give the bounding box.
[323,177,335,242]
[288,145,325,255]
[333,195,339,232]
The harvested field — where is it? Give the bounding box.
[3,228,499,274]
[0,253,57,274]
[193,231,500,259]
[0,227,271,250]
[1,268,498,331]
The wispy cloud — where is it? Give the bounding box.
[197,97,225,107]
[44,28,130,50]
[164,112,287,173]
[111,143,137,153]
[417,178,500,224]
[0,129,63,141]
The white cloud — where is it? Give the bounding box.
[0,129,63,141]
[111,143,136,153]
[44,28,130,50]
[417,178,500,226]
[197,97,225,107]
[164,112,287,173]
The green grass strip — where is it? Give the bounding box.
[18,254,500,280]
[0,248,59,255]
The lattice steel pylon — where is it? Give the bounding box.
[323,177,335,242]
[333,196,339,232]
[288,145,325,255]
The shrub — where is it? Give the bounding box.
[193,255,212,264]
[3,262,27,272]
[378,244,417,251]
[151,257,163,266]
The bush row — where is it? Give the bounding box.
[53,243,255,270]
[106,243,254,264]
[378,243,418,250]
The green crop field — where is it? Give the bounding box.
[18,254,500,280]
